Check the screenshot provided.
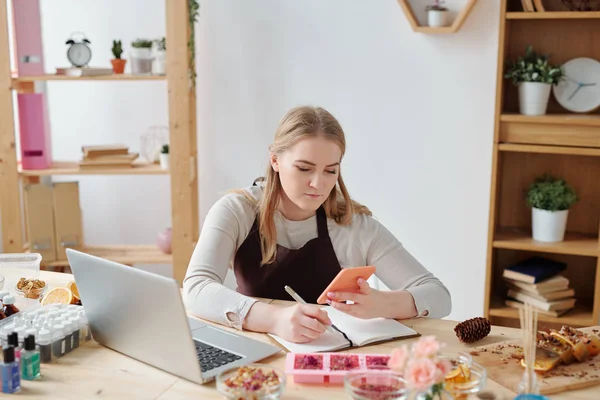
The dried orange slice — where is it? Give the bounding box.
[445,367,461,380]
[459,364,471,380]
[67,281,80,302]
[41,287,73,306]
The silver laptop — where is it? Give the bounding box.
[66,248,281,384]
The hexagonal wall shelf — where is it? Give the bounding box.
[396,0,478,34]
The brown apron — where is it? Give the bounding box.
[233,197,342,303]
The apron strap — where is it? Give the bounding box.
[316,207,329,238]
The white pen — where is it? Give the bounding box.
[284,285,337,335]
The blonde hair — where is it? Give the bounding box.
[237,106,371,265]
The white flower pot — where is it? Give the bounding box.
[130,48,154,75]
[159,153,169,170]
[153,50,166,75]
[519,82,551,116]
[532,207,568,242]
[427,10,448,27]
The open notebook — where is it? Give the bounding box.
[269,306,419,353]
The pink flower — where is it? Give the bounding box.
[411,336,444,359]
[405,357,440,391]
[435,359,452,380]
[388,345,410,373]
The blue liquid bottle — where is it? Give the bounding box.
[1,347,21,393]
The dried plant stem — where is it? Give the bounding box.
[519,301,538,393]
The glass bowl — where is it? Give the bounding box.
[442,361,487,399]
[216,364,285,400]
[344,367,409,400]
[440,351,473,369]
[0,274,4,290]
[15,280,47,300]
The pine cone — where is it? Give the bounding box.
[454,317,491,343]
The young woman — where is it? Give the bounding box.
[183,106,452,344]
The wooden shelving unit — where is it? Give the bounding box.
[484,0,600,329]
[396,0,479,34]
[0,1,199,283]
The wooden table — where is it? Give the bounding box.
[0,268,595,399]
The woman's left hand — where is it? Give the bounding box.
[326,278,418,320]
[326,278,387,319]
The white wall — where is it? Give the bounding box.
[11,0,499,322]
[196,0,500,322]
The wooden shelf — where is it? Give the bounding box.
[12,74,165,82]
[485,0,600,331]
[396,0,479,34]
[493,230,599,257]
[498,143,600,156]
[500,113,600,127]
[18,161,169,176]
[35,245,172,267]
[506,11,600,20]
[413,26,454,34]
[489,303,594,327]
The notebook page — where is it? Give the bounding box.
[268,328,350,353]
[327,307,418,346]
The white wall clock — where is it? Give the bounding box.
[553,57,600,113]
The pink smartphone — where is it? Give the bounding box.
[316,266,376,304]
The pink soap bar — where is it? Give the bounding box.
[284,352,392,384]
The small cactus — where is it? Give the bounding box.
[112,40,123,59]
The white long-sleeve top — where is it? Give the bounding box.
[182,185,452,330]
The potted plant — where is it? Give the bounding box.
[153,37,166,75]
[504,45,564,116]
[160,144,169,170]
[526,174,578,242]
[110,40,127,74]
[130,38,154,75]
[426,0,449,27]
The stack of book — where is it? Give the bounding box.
[79,145,139,169]
[503,256,576,317]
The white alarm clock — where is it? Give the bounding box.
[65,31,92,68]
[552,57,600,113]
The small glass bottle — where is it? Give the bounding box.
[1,347,20,393]
[2,296,19,317]
[21,335,40,380]
[0,326,11,348]
[36,328,53,364]
[51,323,66,358]
[7,333,21,363]
[69,316,80,349]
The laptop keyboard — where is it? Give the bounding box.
[194,340,242,372]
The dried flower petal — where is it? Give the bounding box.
[330,354,359,371]
[294,354,323,370]
[223,366,281,397]
[366,355,391,369]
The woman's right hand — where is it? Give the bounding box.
[272,304,332,343]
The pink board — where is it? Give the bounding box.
[12,0,45,76]
[18,93,52,169]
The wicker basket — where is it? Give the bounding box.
[562,0,600,11]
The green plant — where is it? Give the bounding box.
[161,144,169,154]
[111,40,123,59]
[526,174,578,211]
[504,45,564,86]
[131,38,153,49]
[155,37,166,51]
[426,0,447,11]
[188,0,200,87]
